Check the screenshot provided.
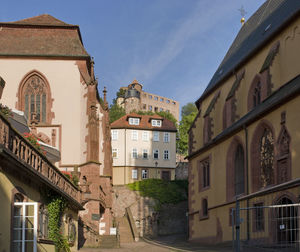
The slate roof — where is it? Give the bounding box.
[196,0,300,106]
[0,14,89,58]
[8,111,30,134]
[111,113,177,132]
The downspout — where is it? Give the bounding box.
[243,124,250,241]
[124,129,126,184]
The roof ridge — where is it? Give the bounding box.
[197,0,299,105]
[8,14,74,27]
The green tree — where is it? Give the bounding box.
[133,110,154,116]
[116,88,126,98]
[109,103,126,123]
[178,103,198,155]
[181,102,197,117]
[156,111,177,126]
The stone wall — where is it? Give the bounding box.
[112,185,188,237]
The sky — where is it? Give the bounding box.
[0,0,265,114]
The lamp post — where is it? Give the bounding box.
[155,161,158,179]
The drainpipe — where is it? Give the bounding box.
[243,124,250,241]
[124,128,126,184]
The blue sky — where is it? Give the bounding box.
[0,0,265,112]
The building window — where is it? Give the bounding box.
[166,100,170,104]
[112,148,118,159]
[253,82,261,107]
[131,130,138,141]
[254,202,264,231]
[151,120,162,127]
[202,198,208,217]
[132,169,138,179]
[148,95,152,99]
[198,158,210,191]
[203,116,212,144]
[149,105,152,111]
[160,108,164,112]
[153,149,159,159]
[143,149,148,159]
[203,160,210,188]
[260,128,274,187]
[18,72,52,124]
[132,148,138,159]
[235,144,245,196]
[163,150,169,160]
[154,96,158,101]
[67,216,76,245]
[172,101,176,105]
[153,131,159,141]
[38,205,49,239]
[111,130,118,140]
[142,131,149,141]
[161,171,170,180]
[163,132,170,142]
[142,104,146,109]
[13,200,38,251]
[166,109,170,113]
[160,98,164,102]
[142,169,148,179]
[129,117,140,125]
[154,107,158,112]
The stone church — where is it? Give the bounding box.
[188,0,300,248]
[0,14,113,250]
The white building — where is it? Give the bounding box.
[111,113,177,185]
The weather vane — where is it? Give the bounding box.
[238,5,247,25]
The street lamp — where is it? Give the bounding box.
[155,161,158,179]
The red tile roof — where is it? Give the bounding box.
[10,14,73,26]
[0,14,89,58]
[111,113,177,132]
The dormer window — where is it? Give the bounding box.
[151,119,162,127]
[129,117,140,125]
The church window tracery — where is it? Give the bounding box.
[18,71,52,124]
[260,128,274,187]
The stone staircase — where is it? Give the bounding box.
[99,235,119,248]
[117,216,135,243]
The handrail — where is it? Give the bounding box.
[0,113,81,205]
[125,207,139,241]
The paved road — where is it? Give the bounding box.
[79,234,286,252]
[80,240,173,252]
[79,234,233,252]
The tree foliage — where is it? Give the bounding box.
[178,103,198,155]
[181,102,197,117]
[116,88,126,98]
[127,179,188,210]
[156,111,177,125]
[109,103,126,123]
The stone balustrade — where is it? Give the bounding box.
[0,113,80,202]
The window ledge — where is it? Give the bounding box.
[38,238,54,245]
[199,186,210,192]
[199,215,209,221]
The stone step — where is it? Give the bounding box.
[117,216,134,243]
[99,235,119,248]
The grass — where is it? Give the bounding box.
[127,179,188,208]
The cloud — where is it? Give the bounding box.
[124,0,237,84]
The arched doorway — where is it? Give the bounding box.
[276,197,298,244]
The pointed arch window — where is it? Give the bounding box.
[18,71,52,124]
[260,128,274,187]
[253,82,261,107]
[235,144,245,195]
